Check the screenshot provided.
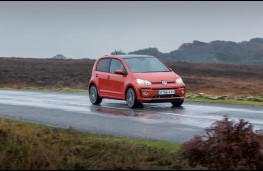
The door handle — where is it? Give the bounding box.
[108,75,110,79]
[96,74,98,77]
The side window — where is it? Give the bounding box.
[110,59,125,74]
[96,58,111,72]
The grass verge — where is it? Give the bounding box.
[0,87,88,94]
[186,93,263,106]
[0,117,181,170]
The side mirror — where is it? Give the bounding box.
[115,69,126,75]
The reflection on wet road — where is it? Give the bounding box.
[0,90,262,143]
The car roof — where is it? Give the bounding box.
[118,55,154,58]
[104,54,155,59]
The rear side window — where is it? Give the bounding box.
[96,58,111,72]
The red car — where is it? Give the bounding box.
[88,55,185,108]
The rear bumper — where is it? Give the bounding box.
[135,85,185,103]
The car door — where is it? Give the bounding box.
[95,58,111,97]
[108,59,126,99]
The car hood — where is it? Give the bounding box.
[132,71,180,82]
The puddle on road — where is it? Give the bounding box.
[90,102,185,118]
[89,102,216,128]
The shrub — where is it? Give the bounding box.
[178,116,263,170]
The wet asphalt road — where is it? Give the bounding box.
[0,90,262,144]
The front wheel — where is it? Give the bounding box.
[171,100,184,107]
[89,85,102,105]
[126,88,140,108]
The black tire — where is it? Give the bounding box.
[89,85,102,105]
[126,88,140,108]
[171,100,184,107]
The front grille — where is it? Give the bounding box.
[150,94,182,98]
[152,82,175,85]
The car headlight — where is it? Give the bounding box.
[176,77,184,84]
[136,79,152,85]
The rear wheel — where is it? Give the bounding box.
[171,100,184,107]
[126,88,140,108]
[89,85,102,105]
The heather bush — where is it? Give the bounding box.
[178,116,263,170]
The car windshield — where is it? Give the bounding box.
[124,57,170,73]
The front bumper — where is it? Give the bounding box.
[135,84,185,103]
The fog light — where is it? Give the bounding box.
[143,91,148,95]
[182,89,185,94]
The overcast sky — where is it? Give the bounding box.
[0,1,263,59]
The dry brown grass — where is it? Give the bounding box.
[168,61,263,96]
[0,57,262,96]
[184,76,263,96]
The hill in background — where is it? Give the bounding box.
[116,38,263,64]
[52,54,67,59]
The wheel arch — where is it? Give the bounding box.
[88,81,97,93]
[125,84,137,99]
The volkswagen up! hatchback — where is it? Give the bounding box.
[88,55,185,108]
